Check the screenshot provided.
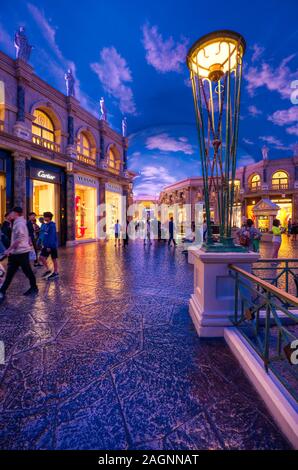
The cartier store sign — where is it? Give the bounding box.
[30,167,61,184]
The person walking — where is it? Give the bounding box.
[39,212,59,280]
[0,206,38,302]
[271,218,282,265]
[114,219,121,247]
[291,220,298,241]
[1,212,12,249]
[168,217,177,247]
[144,216,152,245]
[27,212,42,267]
[123,219,129,247]
[287,218,292,237]
[37,217,46,250]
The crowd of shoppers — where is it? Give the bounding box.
[0,207,59,303]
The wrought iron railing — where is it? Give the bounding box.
[229,264,298,401]
[252,258,298,296]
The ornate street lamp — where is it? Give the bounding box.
[187,30,246,251]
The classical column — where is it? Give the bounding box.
[65,115,76,159]
[98,181,106,239]
[13,60,33,140]
[66,170,76,246]
[122,137,128,171]
[12,152,27,212]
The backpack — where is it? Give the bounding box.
[239,232,250,247]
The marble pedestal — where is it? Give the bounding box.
[188,249,260,337]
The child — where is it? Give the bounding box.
[114,219,121,247]
[39,212,59,280]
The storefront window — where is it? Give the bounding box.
[272,171,289,190]
[32,179,59,230]
[106,190,123,237]
[75,185,96,239]
[271,198,292,227]
[0,173,6,223]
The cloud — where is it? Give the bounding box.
[238,154,256,166]
[243,138,254,145]
[91,47,136,115]
[146,133,194,154]
[251,44,265,63]
[27,3,64,61]
[26,3,96,114]
[248,105,262,117]
[268,106,298,137]
[259,135,290,150]
[268,106,298,126]
[286,125,298,136]
[0,22,14,56]
[245,54,297,99]
[142,24,188,73]
[134,165,177,195]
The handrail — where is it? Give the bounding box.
[254,258,298,263]
[229,264,298,306]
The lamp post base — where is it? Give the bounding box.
[203,236,246,253]
[188,249,260,337]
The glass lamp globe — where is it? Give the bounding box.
[187,30,246,81]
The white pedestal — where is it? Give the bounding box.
[189,249,260,337]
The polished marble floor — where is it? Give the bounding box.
[0,241,291,450]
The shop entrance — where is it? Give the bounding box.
[271,199,292,227]
[75,185,96,240]
[32,179,60,231]
[105,190,123,237]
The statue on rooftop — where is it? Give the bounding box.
[65,69,75,97]
[262,145,269,160]
[14,26,33,62]
[122,117,127,137]
[100,97,107,121]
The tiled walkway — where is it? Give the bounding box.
[0,241,291,449]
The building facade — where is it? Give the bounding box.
[0,50,134,245]
[158,156,298,233]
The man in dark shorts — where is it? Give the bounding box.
[40,212,59,280]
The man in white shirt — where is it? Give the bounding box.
[0,207,38,302]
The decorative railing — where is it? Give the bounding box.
[272,183,289,190]
[229,264,298,401]
[32,135,60,152]
[248,184,261,192]
[252,258,298,296]
[77,153,96,166]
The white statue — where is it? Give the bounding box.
[14,26,33,62]
[122,117,127,137]
[65,69,75,97]
[262,145,269,160]
[100,97,107,121]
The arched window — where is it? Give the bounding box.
[250,174,261,191]
[272,171,288,190]
[77,132,91,157]
[108,148,120,170]
[32,109,55,143]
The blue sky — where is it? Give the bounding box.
[0,0,297,196]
